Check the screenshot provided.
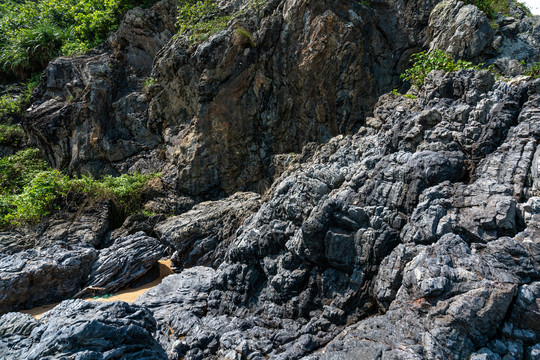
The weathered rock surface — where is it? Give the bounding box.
[2,0,540,359]
[0,200,114,255]
[428,0,494,60]
[0,205,165,314]
[155,192,260,268]
[76,232,166,298]
[3,69,540,360]
[0,245,96,313]
[0,300,167,360]
[23,0,177,176]
[307,233,538,359]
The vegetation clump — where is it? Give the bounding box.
[463,0,531,19]
[400,50,482,88]
[0,0,158,80]
[0,74,40,119]
[176,0,231,46]
[0,124,25,145]
[235,26,256,48]
[0,148,158,228]
[525,62,540,78]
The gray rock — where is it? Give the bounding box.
[155,192,260,268]
[75,232,166,298]
[0,300,167,360]
[23,0,177,176]
[0,245,96,314]
[0,201,114,254]
[311,233,538,359]
[428,0,494,60]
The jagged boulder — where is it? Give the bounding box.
[308,233,539,359]
[155,192,261,268]
[75,232,166,298]
[0,300,167,360]
[428,0,494,60]
[0,245,96,314]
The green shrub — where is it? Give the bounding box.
[0,148,49,196]
[0,124,25,145]
[0,0,159,80]
[0,148,159,228]
[176,0,231,46]
[143,76,157,88]
[0,74,40,120]
[525,62,540,78]
[463,0,531,19]
[249,0,265,18]
[400,50,482,88]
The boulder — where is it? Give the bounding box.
[155,192,261,268]
[0,300,167,360]
[428,0,494,60]
[75,232,166,298]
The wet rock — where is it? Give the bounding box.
[76,232,166,298]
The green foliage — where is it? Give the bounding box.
[463,0,531,19]
[0,148,49,196]
[0,124,25,145]
[390,88,417,99]
[249,0,265,17]
[0,94,24,118]
[525,62,540,78]
[143,76,157,88]
[0,73,40,121]
[0,0,158,80]
[0,148,159,228]
[176,0,231,46]
[400,50,482,88]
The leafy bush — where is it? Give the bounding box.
[463,0,531,19]
[400,50,482,88]
[525,62,540,78]
[0,148,49,196]
[0,74,40,124]
[176,0,231,46]
[0,148,158,228]
[0,0,158,80]
[0,124,25,145]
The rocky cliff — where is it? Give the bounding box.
[1,0,540,359]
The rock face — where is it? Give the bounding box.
[428,0,494,60]
[75,232,166,298]
[0,245,96,313]
[0,204,165,313]
[23,0,177,175]
[3,65,540,360]
[0,300,167,360]
[2,0,540,359]
[155,192,260,268]
[24,0,444,197]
